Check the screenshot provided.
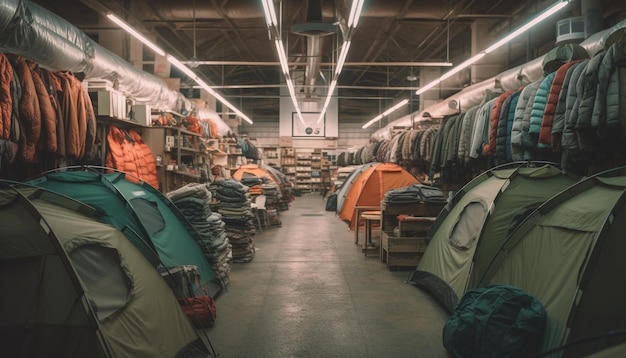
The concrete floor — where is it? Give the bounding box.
[205,193,451,358]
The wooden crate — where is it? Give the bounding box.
[381,231,429,268]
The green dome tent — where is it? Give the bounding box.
[27,168,222,296]
[408,163,578,314]
[0,184,211,357]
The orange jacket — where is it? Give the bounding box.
[27,61,57,153]
[10,55,41,163]
[0,54,12,140]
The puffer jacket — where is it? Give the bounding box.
[444,113,464,165]
[128,129,159,189]
[429,116,455,177]
[495,91,520,161]
[528,72,556,150]
[27,61,57,153]
[562,60,589,150]
[551,62,584,151]
[458,105,478,164]
[539,61,581,146]
[484,91,514,156]
[592,36,626,128]
[9,55,41,164]
[420,126,438,163]
[0,53,12,140]
[469,98,495,159]
[505,91,521,162]
[576,49,607,132]
[56,71,82,159]
[511,81,540,161]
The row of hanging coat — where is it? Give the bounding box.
[0,53,97,180]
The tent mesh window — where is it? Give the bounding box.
[450,202,485,249]
[70,244,131,320]
[130,198,166,236]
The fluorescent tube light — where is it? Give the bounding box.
[107,13,165,56]
[261,0,278,27]
[275,40,290,75]
[335,41,351,75]
[317,80,338,123]
[362,99,409,129]
[348,0,365,28]
[415,0,569,96]
[167,54,253,124]
[485,0,569,54]
[439,53,485,82]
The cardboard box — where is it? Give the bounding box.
[131,104,152,125]
[89,90,127,119]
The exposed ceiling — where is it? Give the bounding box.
[27,0,623,127]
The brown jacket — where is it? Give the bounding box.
[27,61,57,153]
[0,54,13,140]
[10,55,41,163]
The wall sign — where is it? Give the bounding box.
[292,112,325,137]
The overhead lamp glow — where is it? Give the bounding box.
[415,0,569,95]
[335,41,351,75]
[261,0,278,27]
[107,13,165,56]
[485,0,569,54]
[275,40,290,75]
[348,0,365,28]
[362,98,409,129]
[167,54,253,124]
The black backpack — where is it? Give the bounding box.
[325,193,337,211]
[443,285,547,358]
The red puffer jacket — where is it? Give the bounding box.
[10,55,41,163]
[0,53,12,140]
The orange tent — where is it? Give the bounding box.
[232,164,281,186]
[338,163,418,229]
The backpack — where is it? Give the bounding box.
[443,285,546,358]
[325,193,337,211]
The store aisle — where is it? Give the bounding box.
[205,193,450,358]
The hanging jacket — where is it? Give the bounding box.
[562,60,589,150]
[592,37,626,129]
[443,113,463,165]
[551,62,584,151]
[9,55,41,164]
[458,106,478,164]
[469,98,495,159]
[528,72,556,150]
[511,81,539,161]
[42,70,66,157]
[495,91,520,161]
[504,91,521,162]
[56,72,82,158]
[484,91,514,156]
[80,83,97,160]
[420,127,438,163]
[0,53,13,140]
[128,129,159,189]
[539,61,581,146]
[576,49,607,131]
[27,61,57,154]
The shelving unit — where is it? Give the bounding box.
[280,147,296,184]
[262,147,279,166]
[296,153,312,193]
[143,126,209,192]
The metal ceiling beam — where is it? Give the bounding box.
[175,61,452,66]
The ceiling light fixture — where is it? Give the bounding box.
[362,98,409,129]
[262,0,305,125]
[316,0,363,124]
[107,13,165,56]
[108,12,253,124]
[167,55,253,124]
[415,0,569,96]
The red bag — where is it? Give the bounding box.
[177,296,217,328]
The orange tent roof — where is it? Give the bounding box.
[232,164,281,186]
[338,163,418,229]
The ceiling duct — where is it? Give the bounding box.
[291,0,336,97]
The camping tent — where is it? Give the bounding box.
[232,164,282,186]
[335,162,378,214]
[0,184,210,357]
[408,163,578,313]
[27,169,221,296]
[338,163,419,229]
[477,169,626,356]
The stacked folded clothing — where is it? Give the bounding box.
[166,183,232,288]
[384,184,447,204]
[261,183,282,227]
[215,179,256,263]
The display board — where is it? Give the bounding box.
[292,112,325,137]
